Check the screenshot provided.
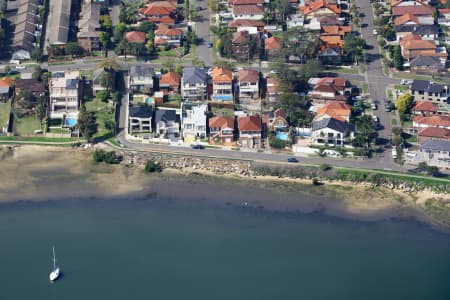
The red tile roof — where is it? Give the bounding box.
[413,101,437,112]
[212,67,233,82]
[145,16,176,24]
[301,0,341,15]
[265,36,281,51]
[317,77,347,88]
[159,71,180,87]
[439,8,450,14]
[418,127,450,139]
[209,116,235,129]
[229,0,264,5]
[232,30,250,43]
[139,1,177,16]
[238,115,262,131]
[233,4,264,15]
[392,5,433,17]
[0,77,13,87]
[413,115,450,127]
[154,25,182,36]
[394,13,419,26]
[228,19,265,29]
[316,101,351,119]
[125,31,146,43]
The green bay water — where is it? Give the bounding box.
[0,199,449,300]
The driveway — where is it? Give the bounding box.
[356,0,399,144]
[193,0,212,66]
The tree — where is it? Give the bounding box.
[354,115,378,147]
[96,90,109,102]
[343,34,365,64]
[113,23,127,43]
[99,15,113,32]
[298,60,323,79]
[31,48,43,62]
[145,160,162,172]
[36,96,48,126]
[100,72,115,94]
[32,65,42,80]
[396,93,413,116]
[393,45,404,70]
[64,42,83,57]
[97,58,120,72]
[77,105,97,142]
[99,31,110,57]
[136,21,154,33]
[274,0,294,24]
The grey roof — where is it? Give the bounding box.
[13,0,38,52]
[312,118,355,133]
[129,106,153,118]
[47,0,72,45]
[409,55,442,67]
[395,24,438,36]
[411,80,448,94]
[66,79,79,89]
[420,139,450,152]
[77,2,100,38]
[0,86,9,94]
[130,65,154,77]
[52,72,65,78]
[182,67,207,84]
[154,109,177,123]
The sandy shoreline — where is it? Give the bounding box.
[0,145,449,232]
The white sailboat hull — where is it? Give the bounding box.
[50,267,60,281]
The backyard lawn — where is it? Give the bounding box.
[85,98,115,141]
[14,115,41,135]
[0,102,11,131]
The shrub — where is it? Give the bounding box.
[93,149,106,162]
[319,163,331,171]
[93,149,121,164]
[145,160,162,173]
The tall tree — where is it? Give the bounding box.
[393,45,404,70]
[77,105,97,142]
[36,96,48,127]
[98,31,110,57]
[343,34,365,64]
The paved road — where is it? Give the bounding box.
[110,0,121,27]
[357,0,397,144]
[191,0,212,66]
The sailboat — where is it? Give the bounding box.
[49,245,60,281]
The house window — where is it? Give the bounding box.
[328,133,334,138]
[419,91,424,95]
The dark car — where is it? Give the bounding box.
[196,6,202,11]
[207,42,213,48]
[287,157,299,163]
[191,144,205,149]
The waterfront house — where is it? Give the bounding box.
[129,105,153,134]
[407,139,450,168]
[311,117,355,147]
[181,67,208,102]
[410,80,449,104]
[154,109,180,139]
[238,115,262,149]
[181,103,208,142]
[129,65,154,95]
[49,71,82,119]
[270,108,289,132]
[159,71,180,96]
[212,67,233,102]
[209,116,235,144]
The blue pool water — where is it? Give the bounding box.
[212,95,232,101]
[65,118,77,127]
[276,132,289,141]
[145,97,153,105]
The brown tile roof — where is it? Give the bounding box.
[0,77,13,87]
[266,77,281,93]
[159,71,180,87]
[321,25,351,36]
[232,31,250,43]
[212,67,233,82]
[413,101,437,112]
[139,1,177,16]
[317,77,347,87]
[125,31,146,43]
[418,127,450,139]
[154,25,182,36]
[301,0,341,15]
[209,116,235,129]
[228,19,265,29]
[316,101,351,120]
[233,4,264,15]
[392,5,433,17]
[265,36,281,51]
[394,13,419,26]
[318,15,344,26]
[320,35,343,47]
[145,16,176,24]
[439,8,450,14]
[390,0,427,6]
[238,69,259,83]
[413,115,450,127]
[238,115,262,131]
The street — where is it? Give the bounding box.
[192,0,212,66]
[356,0,397,144]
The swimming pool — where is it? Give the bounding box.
[145,97,153,105]
[212,95,232,101]
[65,118,77,127]
[276,132,289,141]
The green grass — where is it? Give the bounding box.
[406,134,417,143]
[391,118,398,125]
[0,102,11,130]
[14,115,41,135]
[362,83,369,94]
[325,66,359,74]
[387,89,393,100]
[0,136,76,142]
[85,98,115,141]
[402,120,413,127]
[158,47,185,57]
[395,85,409,91]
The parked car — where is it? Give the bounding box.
[287,157,299,163]
[195,6,202,11]
[207,42,213,48]
[385,106,391,112]
[400,79,407,85]
[191,144,205,149]
[15,65,26,70]
[372,29,378,35]
[353,101,360,107]
[371,103,377,110]
[372,115,379,122]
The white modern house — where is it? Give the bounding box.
[49,71,82,121]
[181,103,208,142]
[311,117,355,147]
[154,109,180,140]
[129,106,153,134]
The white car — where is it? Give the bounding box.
[15,65,26,70]
[372,115,379,122]
[372,29,378,35]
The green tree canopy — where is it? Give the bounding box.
[393,45,404,70]
[78,105,97,142]
[343,34,365,64]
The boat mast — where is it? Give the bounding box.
[52,246,56,269]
